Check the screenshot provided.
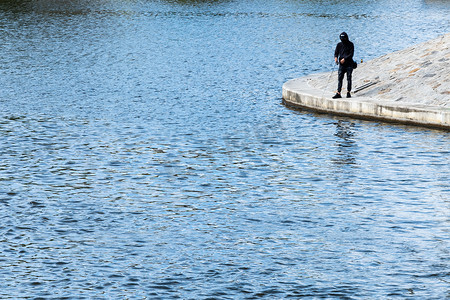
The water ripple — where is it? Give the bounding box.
[1,0,450,298]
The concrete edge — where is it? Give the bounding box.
[282,76,450,130]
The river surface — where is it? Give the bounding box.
[0,0,449,298]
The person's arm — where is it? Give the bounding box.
[334,44,340,64]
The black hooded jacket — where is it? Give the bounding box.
[334,32,354,67]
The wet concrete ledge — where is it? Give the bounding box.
[282,75,450,130]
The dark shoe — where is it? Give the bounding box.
[347,92,351,98]
[332,93,342,99]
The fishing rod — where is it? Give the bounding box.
[321,61,338,100]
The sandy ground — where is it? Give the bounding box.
[309,33,450,108]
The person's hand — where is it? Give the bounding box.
[340,58,345,64]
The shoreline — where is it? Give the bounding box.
[282,33,450,130]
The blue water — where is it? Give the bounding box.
[0,0,449,298]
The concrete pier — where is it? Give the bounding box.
[282,33,450,129]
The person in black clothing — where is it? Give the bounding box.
[333,32,354,99]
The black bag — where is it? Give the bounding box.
[352,60,357,69]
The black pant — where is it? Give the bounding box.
[337,65,353,93]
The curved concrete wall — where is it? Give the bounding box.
[282,76,450,130]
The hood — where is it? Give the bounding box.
[340,32,349,43]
